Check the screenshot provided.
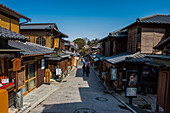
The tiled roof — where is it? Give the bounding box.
[137,14,170,24]
[124,52,151,63]
[8,41,54,56]
[0,4,31,21]
[99,29,127,42]
[62,50,76,56]
[122,14,170,30]
[47,57,62,61]
[64,42,71,46]
[103,52,151,65]
[20,23,57,30]
[147,55,170,60]
[0,27,28,40]
[103,53,131,65]
[45,53,71,61]
[59,54,70,58]
[20,23,69,38]
[0,45,22,52]
[109,29,127,37]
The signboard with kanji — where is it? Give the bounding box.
[125,87,137,98]
[54,38,60,48]
[13,58,21,71]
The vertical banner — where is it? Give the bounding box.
[41,59,45,69]
[54,38,60,48]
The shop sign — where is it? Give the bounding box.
[12,58,21,71]
[2,79,9,84]
[125,87,137,98]
[41,59,45,69]
[56,68,62,76]
[110,68,117,80]
[54,38,60,48]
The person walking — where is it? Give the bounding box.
[86,65,90,77]
[82,63,86,76]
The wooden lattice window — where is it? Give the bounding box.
[36,36,46,46]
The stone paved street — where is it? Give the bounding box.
[30,63,131,113]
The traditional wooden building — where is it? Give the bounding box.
[98,14,170,93]
[146,37,170,113]
[0,4,31,33]
[20,23,68,48]
[99,30,128,57]
[0,3,31,107]
[123,14,170,54]
[8,41,54,95]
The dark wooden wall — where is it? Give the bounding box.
[37,60,44,87]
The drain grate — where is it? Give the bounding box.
[96,97,108,101]
[74,108,97,113]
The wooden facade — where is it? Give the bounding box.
[0,4,31,108]
[100,36,127,57]
[0,14,19,33]
[21,30,54,48]
[127,24,167,54]
[146,37,170,113]
[20,23,68,49]
[7,55,47,96]
[47,57,70,79]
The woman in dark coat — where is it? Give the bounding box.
[82,63,86,76]
[86,66,90,77]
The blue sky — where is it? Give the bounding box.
[1,0,170,41]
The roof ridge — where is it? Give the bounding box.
[131,52,141,57]
[25,42,54,50]
[0,3,31,21]
[139,14,170,20]
[21,23,56,26]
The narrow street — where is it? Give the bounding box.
[30,63,131,113]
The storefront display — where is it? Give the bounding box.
[110,68,117,80]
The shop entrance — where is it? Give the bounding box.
[21,63,36,95]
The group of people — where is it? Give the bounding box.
[82,58,90,77]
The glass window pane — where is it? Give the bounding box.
[29,79,35,90]
[18,68,24,87]
[29,63,35,79]
[25,65,28,80]
[21,82,28,94]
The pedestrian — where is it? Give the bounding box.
[86,66,90,77]
[88,61,90,68]
[82,63,86,76]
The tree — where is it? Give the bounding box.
[87,40,92,46]
[73,38,86,49]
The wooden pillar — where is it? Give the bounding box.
[15,71,18,93]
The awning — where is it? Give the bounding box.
[103,53,131,65]
[47,57,62,61]
[145,62,165,68]
[94,58,99,62]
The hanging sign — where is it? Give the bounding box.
[12,58,21,71]
[54,38,60,48]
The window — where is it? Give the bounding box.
[36,36,46,46]
[29,63,35,79]
[110,40,114,56]
[136,28,141,52]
